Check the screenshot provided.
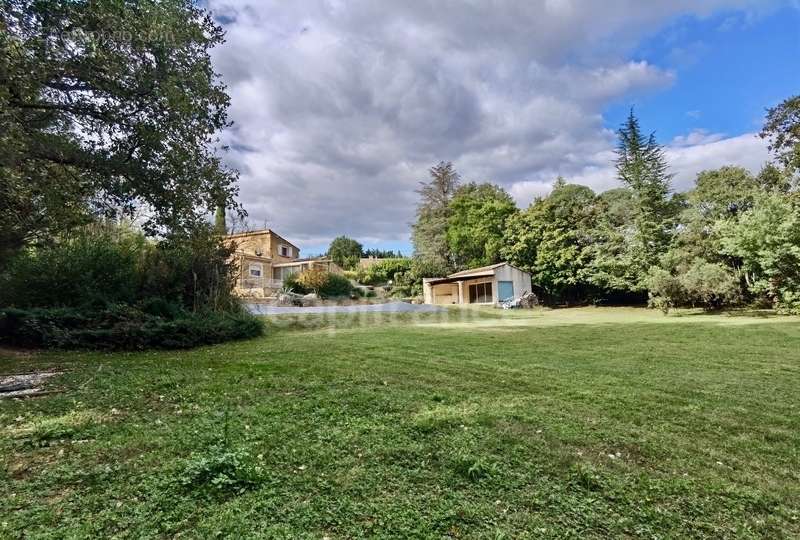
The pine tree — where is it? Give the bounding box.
[615,109,674,280]
[411,161,461,270]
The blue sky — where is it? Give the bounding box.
[208,1,799,257]
[606,5,800,142]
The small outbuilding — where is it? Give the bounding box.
[422,262,532,306]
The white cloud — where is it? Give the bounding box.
[666,132,771,190]
[207,0,777,250]
[670,129,727,147]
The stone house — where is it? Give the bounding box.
[225,229,342,297]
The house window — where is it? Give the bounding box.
[468,282,493,303]
[279,245,291,257]
[249,263,262,277]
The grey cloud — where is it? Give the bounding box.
[208,0,777,250]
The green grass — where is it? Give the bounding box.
[2,307,800,538]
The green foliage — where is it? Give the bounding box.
[327,236,363,270]
[295,267,329,293]
[680,261,742,309]
[282,272,309,295]
[0,224,145,308]
[179,446,264,497]
[286,269,353,297]
[584,188,643,294]
[717,193,800,313]
[648,261,741,313]
[318,273,354,298]
[0,222,256,349]
[1,0,241,256]
[363,248,403,258]
[501,180,598,302]
[451,454,499,482]
[0,306,263,350]
[411,161,461,270]
[446,182,518,269]
[761,94,800,182]
[355,258,413,286]
[615,109,676,277]
[0,223,239,313]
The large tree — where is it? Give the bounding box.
[327,236,363,270]
[446,182,517,269]
[761,94,800,183]
[502,179,598,302]
[411,161,460,270]
[717,193,800,312]
[585,187,641,294]
[615,109,675,280]
[0,0,240,258]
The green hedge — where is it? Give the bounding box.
[0,305,264,350]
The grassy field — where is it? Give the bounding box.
[2,307,800,538]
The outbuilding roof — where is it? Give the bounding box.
[446,262,507,279]
[424,262,513,285]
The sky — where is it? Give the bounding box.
[206,0,800,256]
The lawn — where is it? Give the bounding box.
[2,307,800,538]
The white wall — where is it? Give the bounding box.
[493,265,532,301]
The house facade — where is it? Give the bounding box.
[225,229,342,297]
[422,262,532,306]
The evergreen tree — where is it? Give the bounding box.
[411,161,461,270]
[214,205,227,235]
[615,109,675,282]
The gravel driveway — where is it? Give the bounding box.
[246,301,446,315]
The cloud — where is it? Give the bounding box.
[207,0,776,250]
[666,132,771,190]
[670,129,727,147]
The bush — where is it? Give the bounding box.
[282,272,309,294]
[0,225,145,308]
[296,267,329,293]
[319,273,354,297]
[647,269,686,314]
[355,258,412,285]
[647,261,742,313]
[285,269,354,298]
[680,261,742,309]
[0,305,264,350]
[0,223,256,350]
[0,222,239,313]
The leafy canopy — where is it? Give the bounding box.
[0,0,241,258]
[327,236,363,270]
[446,182,517,269]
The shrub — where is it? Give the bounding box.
[286,269,353,298]
[647,269,685,314]
[282,272,309,294]
[648,261,742,313]
[0,306,264,350]
[296,267,329,293]
[0,224,145,308]
[0,222,239,313]
[680,261,742,310]
[319,273,353,297]
[355,258,413,285]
